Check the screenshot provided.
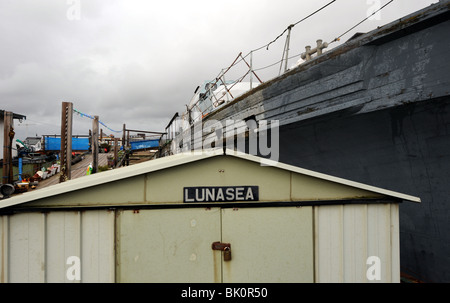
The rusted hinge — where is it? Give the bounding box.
[211,241,231,250]
[211,241,232,261]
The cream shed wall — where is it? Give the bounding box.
[0,151,419,283]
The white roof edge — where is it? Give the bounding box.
[226,149,421,203]
[0,151,217,209]
[0,148,420,210]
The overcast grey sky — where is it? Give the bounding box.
[0,0,437,140]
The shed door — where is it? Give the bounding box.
[116,208,222,283]
[221,207,313,283]
[116,206,313,283]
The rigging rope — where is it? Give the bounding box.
[212,0,338,79]
[191,0,397,117]
[266,0,337,50]
[330,0,395,43]
[73,108,122,133]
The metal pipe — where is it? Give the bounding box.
[284,25,293,72]
[240,54,263,84]
[124,129,166,135]
[18,157,22,182]
[217,72,233,100]
[250,51,253,90]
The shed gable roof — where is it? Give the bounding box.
[0,149,420,210]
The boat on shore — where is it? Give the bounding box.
[160,1,450,282]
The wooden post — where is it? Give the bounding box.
[92,115,99,174]
[126,130,130,166]
[122,124,126,147]
[122,123,129,166]
[284,25,292,73]
[2,111,13,184]
[60,102,73,182]
[114,138,118,167]
[89,129,92,151]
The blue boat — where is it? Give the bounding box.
[130,139,160,151]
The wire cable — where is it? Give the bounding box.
[255,0,394,73]
[195,0,398,114]
[331,0,394,43]
[212,1,337,85]
[266,0,337,50]
[73,108,122,133]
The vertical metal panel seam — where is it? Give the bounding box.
[63,212,67,282]
[114,209,119,283]
[312,206,317,283]
[386,203,392,282]
[144,174,147,202]
[339,204,344,283]
[43,212,48,283]
[390,203,400,282]
[37,212,46,283]
[1,216,9,283]
[345,205,352,283]
[0,216,3,283]
[26,214,30,282]
[389,203,392,282]
[363,204,368,283]
[219,207,223,283]
[389,204,394,283]
[77,211,82,283]
[62,212,66,282]
[367,204,374,282]
[314,206,321,282]
[289,172,292,201]
[381,203,391,282]
[79,210,83,283]
[97,211,101,282]
[6,216,9,283]
[387,203,396,282]
[109,210,116,283]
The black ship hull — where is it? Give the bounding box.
[166,1,450,282]
[278,96,450,282]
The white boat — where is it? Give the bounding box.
[182,80,259,130]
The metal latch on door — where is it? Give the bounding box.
[211,241,232,261]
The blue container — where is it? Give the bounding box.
[45,137,90,151]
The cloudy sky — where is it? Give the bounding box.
[1,0,437,140]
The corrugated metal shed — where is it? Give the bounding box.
[0,149,420,283]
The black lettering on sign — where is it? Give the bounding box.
[183,186,259,203]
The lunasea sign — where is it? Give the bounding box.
[183,186,259,203]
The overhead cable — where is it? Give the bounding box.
[213,0,337,81]
[73,108,122,133]
[331,0,394,43]
[265,0,337,50]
